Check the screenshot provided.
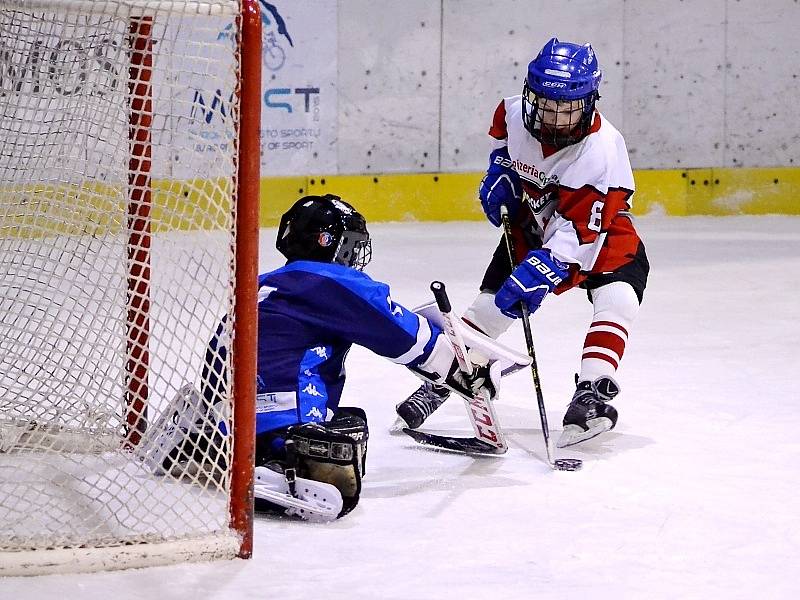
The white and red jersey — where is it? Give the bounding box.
[489,95,643,294]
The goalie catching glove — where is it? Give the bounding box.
[140,388,369,523]
[409,333,498,402]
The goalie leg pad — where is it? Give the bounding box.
[137,383,227,479]
[287,407,368,517]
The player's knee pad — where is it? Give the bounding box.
[287,406,369,517]
[590,281,640,328]
[462,291,514,339]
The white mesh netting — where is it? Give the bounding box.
[0,0,251,566]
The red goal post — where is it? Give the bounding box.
[0,0,260,574]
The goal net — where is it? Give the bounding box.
[0,0,260,574]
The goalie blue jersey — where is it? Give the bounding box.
[203,260,442,434]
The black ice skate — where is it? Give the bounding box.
[393,382,451,430]
[557,375,620,448]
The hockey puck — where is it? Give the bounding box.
[553,458,583,471]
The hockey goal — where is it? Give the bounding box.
[0,0,260,574]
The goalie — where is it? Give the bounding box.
[140,194,521,522]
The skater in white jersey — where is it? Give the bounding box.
[397,37,649,448]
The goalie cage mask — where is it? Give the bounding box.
[276,194,372,270]
[522,37,602,149]
[286,407,369,517]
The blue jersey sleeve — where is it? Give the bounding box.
[261,262,441,367]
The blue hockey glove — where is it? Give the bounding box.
[478,147,522,227]
[494,249,569,318]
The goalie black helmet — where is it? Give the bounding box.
[276,194,372,270]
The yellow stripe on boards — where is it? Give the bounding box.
[261,167,800,227]
[260,173,485,226]
[5,167,796,237]
[259,167,800,226]
[635,167,800,216]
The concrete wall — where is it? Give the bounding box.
[336,0,800,174]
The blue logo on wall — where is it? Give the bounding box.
[260,1,293,47]
[218,0,293,71]
[194,0,321,150]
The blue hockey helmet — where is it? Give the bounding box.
[522,37,602,147]
[276,194,372,270]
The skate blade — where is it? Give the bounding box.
[557,418,613,448]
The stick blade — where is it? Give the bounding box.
[402,428,506,455]
[553,458,583,471]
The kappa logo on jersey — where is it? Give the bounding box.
[302,383,324,397]
[258,284,278,303]
[305,406,324,419]
[387,296,403,317]
[311,346,328,359]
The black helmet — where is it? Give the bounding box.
[276,194,372,270]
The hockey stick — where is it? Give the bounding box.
[499,206,582,471]
[401,281,507,455]
[401,427,502,455]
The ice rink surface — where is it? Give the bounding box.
[2,215,799,599]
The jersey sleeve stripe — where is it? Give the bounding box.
[389,314,433,365]
[489,99,508,139]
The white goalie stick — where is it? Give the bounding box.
[402,281,508,455]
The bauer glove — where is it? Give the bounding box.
[479,147,522,227]
[494,249,569,318]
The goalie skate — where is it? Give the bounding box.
[254,465,343,522]
[403,359,508,454]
